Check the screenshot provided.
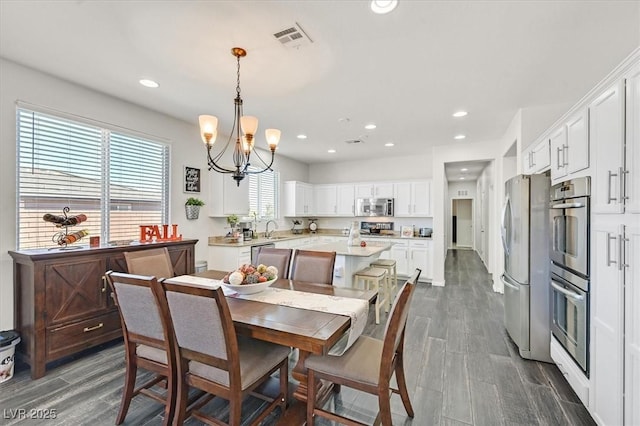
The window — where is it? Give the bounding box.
[248,167,278,220]
[17,108,169,249]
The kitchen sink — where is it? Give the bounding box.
[266,236,289,240]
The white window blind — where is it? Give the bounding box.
[248,167,278,220]
[17,108,169,249]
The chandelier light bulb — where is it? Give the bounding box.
[265,128,281,150]
[199,115,218,145]
[240,115,259,137]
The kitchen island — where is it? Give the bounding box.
[302,240,393,288]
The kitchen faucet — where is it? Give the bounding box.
[265,220,278,238]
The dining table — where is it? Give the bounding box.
[188,270,377,424]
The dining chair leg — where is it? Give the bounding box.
[378,389,393,426]
[115,358,137,425]
[395,354,414,417]
[229,398,241,426]
[306,369,317,425]
[172,378,189,426]
[280,362,289,409]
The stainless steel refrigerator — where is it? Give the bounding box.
[501,174,552,363]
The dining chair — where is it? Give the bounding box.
[254,247,293,279]
[124,247,175,280]
[153,279,290,426]
[305,268,422,426]
[105,271,177,426]
[290,249,337,285]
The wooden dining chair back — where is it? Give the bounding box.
[254,247,293,279]
[124,247,175,280]
[305,268,422,426]
[154,280,289,426]
[105,271,176,426]
[290,249,336,285]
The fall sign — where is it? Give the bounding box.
[139,224,183,242]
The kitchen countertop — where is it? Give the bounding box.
[208,231,432,247]
[302,241,392,257]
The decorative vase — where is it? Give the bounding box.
[347,221,361,246]
[185,205,200,220]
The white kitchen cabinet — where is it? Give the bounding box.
[314,184,338,216]
[208,169,250,216]
[591,219,625,426]
[627,63,640,214]
[409,239,432,281]
[565,109,589,175]
[355,182,394,199]
[591,80,625,214]
[283,181,314,217]
[394,181,431,217]
[625,223,640,426]
[523,139,551,174]
[208,245,252,271]
[389,239,409,276]
[336,184,355,216]
[550,125,568,181]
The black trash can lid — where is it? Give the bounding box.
[0,330,20,347]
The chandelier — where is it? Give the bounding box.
[199,47,281,186]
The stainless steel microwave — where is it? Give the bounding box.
[355,198,394,217]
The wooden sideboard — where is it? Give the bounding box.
[8,239,197,379]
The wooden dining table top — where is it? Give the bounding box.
[194,270,376,355]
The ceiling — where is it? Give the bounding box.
[445,160,490,182]
[1,1,639,167]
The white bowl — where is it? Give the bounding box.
[221,276,277,295]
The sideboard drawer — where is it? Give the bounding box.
[46,311,122,360]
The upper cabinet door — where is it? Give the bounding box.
[566,109,589,175]
[336,184,355,216]
[626,63,640,214]
[314,185,337,216]
[412,181,431,216]
[209,170,250,216]
[393,182,412,216]
[591,81,625,214]
[550,126,568,181]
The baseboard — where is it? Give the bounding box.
[431,279,445,287]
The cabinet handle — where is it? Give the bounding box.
[620,228,628,271]
[102,276,107,293]
[83,323,104,333]
[408,204,411,214]
[562,145,568,166]
[334,205,337,214]
[530,153,535,168]
[556,147,563,169]
[606,233,617,267]
[620,166,629,202]
[607,169,618,203]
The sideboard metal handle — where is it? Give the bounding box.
[83,323,104,333]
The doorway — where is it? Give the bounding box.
[452,198,473,248]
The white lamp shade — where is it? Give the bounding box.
[265,128,281,148]
[199,115,218,144]
[240,115,259,136]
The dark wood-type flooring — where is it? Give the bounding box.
[1,249,595,425]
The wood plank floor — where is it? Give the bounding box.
[1,249,595,425]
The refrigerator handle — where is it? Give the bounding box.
[501,274,519,291]
[501,197,510,255]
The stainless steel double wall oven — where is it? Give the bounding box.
[549,177,590,374]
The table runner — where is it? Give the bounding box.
[165,275,369,356]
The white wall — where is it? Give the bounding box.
[309,154,432,183]
[476,162,494,267]
[0,59,308,329]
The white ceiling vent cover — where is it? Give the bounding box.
[273,23,313,50]
[345,139,364,145]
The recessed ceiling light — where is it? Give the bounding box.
[297,134,307,139]
[371,0,398,14]
[385,142,394,147]
[365,123,377,130]
[453,111,468,118]
[454,134,466,140]
[139,79,159,88]
[460,177,465,180]
[461,168,468,171]
[328,149,336,153]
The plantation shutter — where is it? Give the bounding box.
[248,167,278,219]
[16,108,169,249]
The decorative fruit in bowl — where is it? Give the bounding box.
[360,241,367,247]
[221,263,278,294]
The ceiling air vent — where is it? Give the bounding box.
[345,139,364,145]
[273,23,313,50]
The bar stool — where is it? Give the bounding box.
[370,258,398,311]
[353,267,388,324]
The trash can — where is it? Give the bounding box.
[195,260,207,274]
[0,330,21,383]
